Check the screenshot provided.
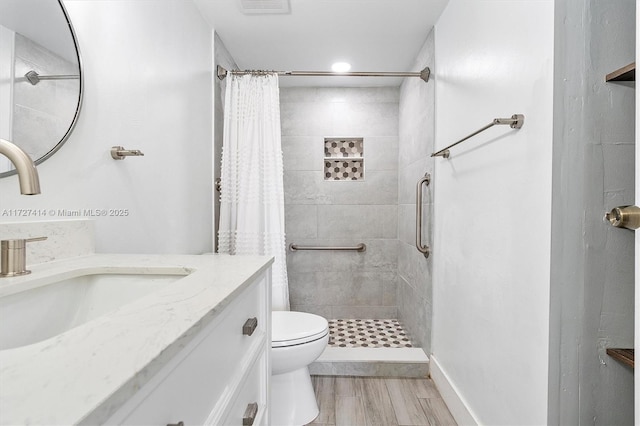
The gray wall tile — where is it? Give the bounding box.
[285,205,318,239]
[382,277,399,306]
[366,137,399,171]
[396,30,435,354]
[289,270,389,306]
[317,205,397,239]
[280,101,334,136]
[282,136,324,171]
[332,102,399,137]
[398,157,432,205]
[280,87,399,103]
[332,305,398,320]
[398,204,415,246]
[290,304,333,319]
[282,86,400,319]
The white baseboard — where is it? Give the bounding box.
[429,355,479,426]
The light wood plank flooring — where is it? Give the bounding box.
[308,376,457,426]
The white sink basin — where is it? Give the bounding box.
[0,269,189,350]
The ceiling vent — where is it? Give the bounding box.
[238,0,290,14]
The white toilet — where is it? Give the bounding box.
[271,311,329,425]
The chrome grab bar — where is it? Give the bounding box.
[289,243,366,252]
[416,173,431,258]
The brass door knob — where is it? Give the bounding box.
[604,205,640,230]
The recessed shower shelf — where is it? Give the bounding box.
[606,348,634,368]
[324,137,364,181]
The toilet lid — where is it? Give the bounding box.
[272,311,329,348]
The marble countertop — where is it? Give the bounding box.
[0,254,273,425]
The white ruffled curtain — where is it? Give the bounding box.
[218,73,290,311]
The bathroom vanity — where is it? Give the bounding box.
[0,254,272,425]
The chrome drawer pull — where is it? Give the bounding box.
[243,402,259,426]
[242,317,258,336]
[166,422,184,426]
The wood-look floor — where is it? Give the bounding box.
[308,376,457,426]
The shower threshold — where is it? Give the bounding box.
[310,318,429,378]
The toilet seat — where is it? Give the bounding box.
[272,311,329,348]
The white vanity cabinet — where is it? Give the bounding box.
[105,270,271,426]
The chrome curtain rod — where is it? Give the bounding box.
[289,243,366,252]
[217,65,430,83]
[431,114,525,159]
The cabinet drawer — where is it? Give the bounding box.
[215,350,268,426]
[106,273,268,425]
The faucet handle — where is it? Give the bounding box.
[1,236,47,277]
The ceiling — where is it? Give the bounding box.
[194,0,449,87]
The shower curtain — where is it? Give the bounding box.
[218,73,290,311]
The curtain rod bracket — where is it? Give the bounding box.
[420,67,430,83]
[217,65,228,81]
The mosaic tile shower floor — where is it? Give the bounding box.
[328,319,413,348]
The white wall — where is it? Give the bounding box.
[0,1,213,255]
[432,1,554,424]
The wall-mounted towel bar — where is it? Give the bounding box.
[289,243,366,252]
[431,114,524,158]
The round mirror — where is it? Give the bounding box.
[0,0,82,177]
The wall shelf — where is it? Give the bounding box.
[606,348,634,368]
[605,62,635,82]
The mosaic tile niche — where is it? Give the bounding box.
[324,137,364,181]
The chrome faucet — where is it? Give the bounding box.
[1,237,47,277]
[0,138,41,195]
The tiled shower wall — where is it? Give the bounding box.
[281,87,400,319]
[396,30,435,351]
[12,33,78,160]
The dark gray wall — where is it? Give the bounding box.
[549,1,635,424]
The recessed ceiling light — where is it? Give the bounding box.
[331,62,351,73]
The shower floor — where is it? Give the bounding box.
[328,319,413,348]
